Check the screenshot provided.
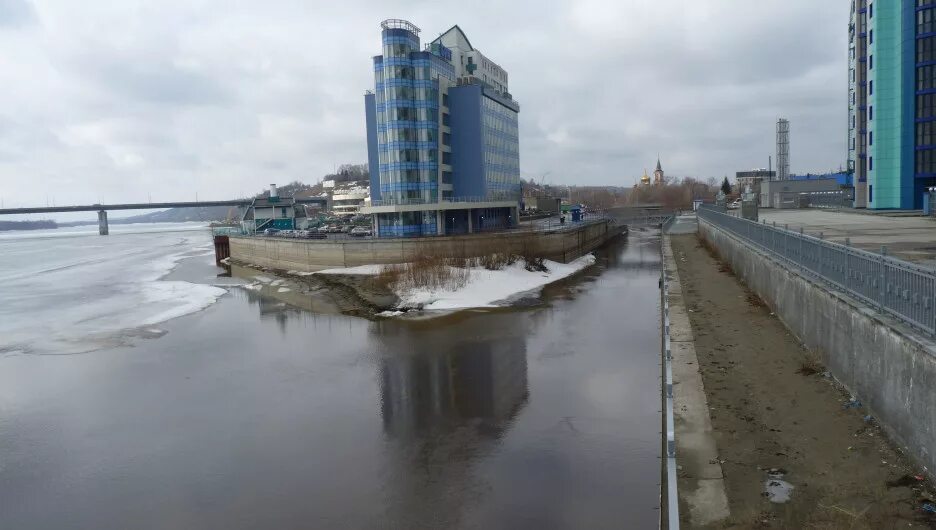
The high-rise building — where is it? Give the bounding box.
[362,20,521,237]
[848,1,936,210]
[848,1,870,206]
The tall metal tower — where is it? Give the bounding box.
[776,118,790,180]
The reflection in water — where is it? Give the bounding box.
[374,321,530,528]
[0,233,663,530]
[380,337,528,438]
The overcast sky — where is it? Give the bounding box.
[0,0,848,208]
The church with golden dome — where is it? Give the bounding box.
[637,156,665,187]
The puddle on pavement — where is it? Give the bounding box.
[764,471,794,503]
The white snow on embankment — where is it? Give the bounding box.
[402,254,595,310]
[307,254,596,312]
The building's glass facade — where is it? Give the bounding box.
[917,3,936,180]
[482,95,521,201]
[365,20,521,237]
[375,22,446,206]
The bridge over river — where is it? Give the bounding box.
[0,198,327,234]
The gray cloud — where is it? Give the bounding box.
[0,0,849,209]
[0,0,36,28]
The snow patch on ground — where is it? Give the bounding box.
[277,287,292,293]
[397,254,595,311]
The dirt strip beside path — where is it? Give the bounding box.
[670,234,935,529]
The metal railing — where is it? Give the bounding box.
[698,205,936,336]
[660,242,680,530]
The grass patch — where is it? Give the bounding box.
[745,292,765,308]
[376,247,551,292]
[796,357,825,376]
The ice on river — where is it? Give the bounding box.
[0,223,226,355]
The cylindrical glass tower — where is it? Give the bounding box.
[375,19,439,207]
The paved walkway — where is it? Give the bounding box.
[759,209,936,266]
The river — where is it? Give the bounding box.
[0,225,662,529]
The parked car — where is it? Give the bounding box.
[327,225,342,233]
[317,225,329,233]
[728,199,741,210]
[350,226,372,237]
[263,228,280,236]
[341,225,353,233]
[304,231,327,239]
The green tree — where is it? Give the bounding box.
[720,176,732,195]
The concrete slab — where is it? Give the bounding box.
[759,209,936,266]
[666,214,698,235]
[663,236,730,527]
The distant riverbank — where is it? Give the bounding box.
[0,219,57,231]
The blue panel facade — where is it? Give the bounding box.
[915,3,936,207]
[902,1,918,209]
[448,84,485,198]
[364,92,381,201]
[481,92,521,201]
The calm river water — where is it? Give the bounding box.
[0,226,662,529]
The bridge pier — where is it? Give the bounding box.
[97,210,108,235]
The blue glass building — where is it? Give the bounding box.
[848,1,936,209]
[363,20,521,237]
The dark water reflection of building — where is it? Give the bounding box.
[380,335,528,439]
[372,318,530,528]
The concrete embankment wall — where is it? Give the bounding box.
[699,219,936,478]
[230,220,619,272]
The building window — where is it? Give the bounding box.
[870,105,873,120]
[920,36,936,62]
[919,93,936,117]
[869,185,873,202]
[869,130,873,145]
[869,80,873,95]
[869,156,873,170]
[920,8,935,34]
[870,29,873,44]
[443,132,451,146]
[869,3,873,18]
[869,55,873,69]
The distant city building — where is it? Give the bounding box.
[847,1,936,209]
[362,19,521,237]
[242,184,308,232]
[736,169,776,193]
[653,157,665,185]
[329,185,370,216]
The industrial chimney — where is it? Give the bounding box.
[269,184,278,200]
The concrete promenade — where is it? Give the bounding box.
[759,209,936,265]
[662,232,730,527]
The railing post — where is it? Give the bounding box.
[818,232,824,276]
[845,237,851,292]
[880,245,888,313]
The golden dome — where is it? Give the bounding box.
[640,171,651,185]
